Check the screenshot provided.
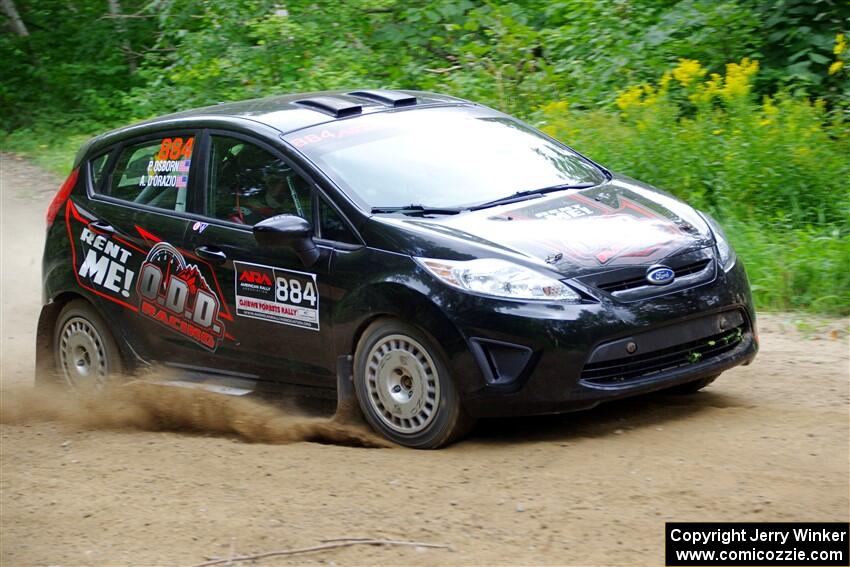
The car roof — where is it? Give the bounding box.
[91,90,472,147]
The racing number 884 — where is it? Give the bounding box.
[275,276,317,307]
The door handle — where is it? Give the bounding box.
[194,245,227,264]
[89,220,115,235]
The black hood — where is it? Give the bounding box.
[369,174,714,278]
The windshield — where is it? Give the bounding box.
[284,106,606,210]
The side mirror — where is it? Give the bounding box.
[253,214,320,267]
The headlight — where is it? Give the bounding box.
[700,213,736,270]
[415,257,581,301]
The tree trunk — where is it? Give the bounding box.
[2,0,40,68]
[1,0,30,37]
[107,0,137,74]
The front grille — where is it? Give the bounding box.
[596,259,712,294]
[580,324,745,386]
[674,258,711,277]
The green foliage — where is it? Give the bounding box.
[2,0,848,313]
[538,58,850,314]
[3,0,847,129]
[730,222,850,314]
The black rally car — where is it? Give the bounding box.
[38,89,758,448]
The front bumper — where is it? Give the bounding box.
[445,258,758,418]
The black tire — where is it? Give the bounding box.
[50,299,123,391]
[666,374,719,395]
[353,319,474,448]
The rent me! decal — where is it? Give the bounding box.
[65,200,232,350]
[234,261,319,331]
[77,226,135,299]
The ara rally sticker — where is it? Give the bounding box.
[234,261,319,331]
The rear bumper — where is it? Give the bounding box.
[446,259,758,418]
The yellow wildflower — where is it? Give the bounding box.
[641,84,658,106]
[835,33,847,56]
[615,83,662,116]
[712,129,724,135]
[760,95,779,126]
[659,71,672,92]
[721,57,759,100]
[758,96,777,127]
[762,95,778,116]
[828,60,844,75]
[672,58,707,87]
[543,100,570,113]
[689,72,723,104]
[615,84,646,111]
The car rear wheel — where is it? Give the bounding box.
[52,299,123,391]
[667,374,719,395]
[353,319,474,448]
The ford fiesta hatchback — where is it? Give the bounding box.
[37,89,758,448]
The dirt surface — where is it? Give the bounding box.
[1,153,848,566]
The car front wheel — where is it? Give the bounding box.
[353,319,473,448]
[52,299,123,391]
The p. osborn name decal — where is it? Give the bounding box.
[234,261,319,331]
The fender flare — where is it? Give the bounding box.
[332,281,485,396]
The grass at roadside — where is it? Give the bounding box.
[1,127,93,177]
[727,222,849,314]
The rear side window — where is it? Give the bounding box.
[207,135,312,225]
[89,152,111,191]
[99,136,195,212]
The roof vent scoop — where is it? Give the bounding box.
[348,89,417,107]
[294,96,362,118]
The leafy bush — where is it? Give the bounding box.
[4,0,847,129]
[538,57,850,314]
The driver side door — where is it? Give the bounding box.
[184,131,336,386]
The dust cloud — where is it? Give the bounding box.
[0,379,391,448]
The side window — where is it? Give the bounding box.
[319,198,358,244]
[208,135,312,225]
[89,152,111,191]
[100,135,195,212]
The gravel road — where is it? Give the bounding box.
[1,153,847,566]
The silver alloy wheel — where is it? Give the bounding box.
[58,316,108,390]
[364,334,441,434]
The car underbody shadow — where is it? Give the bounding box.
[463,388,747,446]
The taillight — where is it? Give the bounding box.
[46,168,79,229]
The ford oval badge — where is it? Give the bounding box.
[646,265,675,285]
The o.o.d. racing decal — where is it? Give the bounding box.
[234,261,319,331]
[137,242,225,350]
[65,201,234,350]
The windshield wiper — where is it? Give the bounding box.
[370,204,463,216]
[468,182,598,211]
[371,183,598,215]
